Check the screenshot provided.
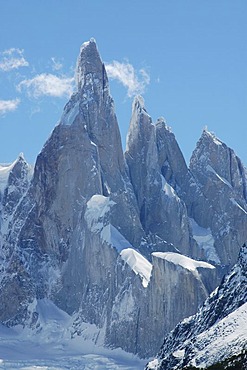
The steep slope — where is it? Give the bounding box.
[0,39,239,360]
[187,130,247,268]
[0,154,32,233]
[125,96,197,258]
[72,248,215,358]
[0,39,143,325]
[147,243,247,369]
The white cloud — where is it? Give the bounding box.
[51,57,63,71]
[17,73,75,98]
[0,48,29,72]
[105,61,150,97]
[0,98,20,115]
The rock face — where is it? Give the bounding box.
[0,39,246,360]
[186,130,247,268]
[0,39,143,322]
[147,243,247,369]
[125,97,195,257]
[0,154,33,323]
[0,154,32,231]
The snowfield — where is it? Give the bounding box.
[0,299,146,369]
[188,302,247,368]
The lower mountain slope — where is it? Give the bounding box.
[146,243,247,369]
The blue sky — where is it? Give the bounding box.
[0,1,246,166]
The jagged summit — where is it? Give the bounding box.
[75,38,108,92]
[60,38,110,127]
[17,152,25,161]
[132,95,147,112]
[201,127,223,145]
[126,95,152,152]
[0,153,30,194]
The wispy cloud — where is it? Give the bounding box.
[0,98,20,115]
[51,57,63,71]
[17,73,75,98]
[0,48,29,72]
[105,61,150,97]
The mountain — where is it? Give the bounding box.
[146,243,247,369]
[125,97,197,258]
[186,130,247,269]
[0,39,246,361]
[0,154,32,233]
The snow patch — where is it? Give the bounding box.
[207,165,232,188]
[120,248,152,288]
[230,197,247,215]
[85,195,133,253]
[61,100,79,126]
[147,358,159,369]
[173,349,185,358]
[101,224,132,252]
[0,162,17,193]
[0,299,145,369]
[190,218,220,264]
[161,175,178,199]
[204,130,223,146]
[152,252,215,273]
[85,194,115,232]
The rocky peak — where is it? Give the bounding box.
[132,95,148,113]
[126,95,153,152]
[190,129,247,199]
[155,118,188,191]
[61,38,110,128]
[75,38,108,92]
[1,153,32,200]
[187,129,247,268]
[125,97,196,257]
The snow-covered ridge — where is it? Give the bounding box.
[203,129,223,146]
[120,248,152,288]
[0,154,33,193]
[0,163,15,193]
[188,302,247,368]
[147,303,247,369]
[79,37,97,53]
[152,252,215,272]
